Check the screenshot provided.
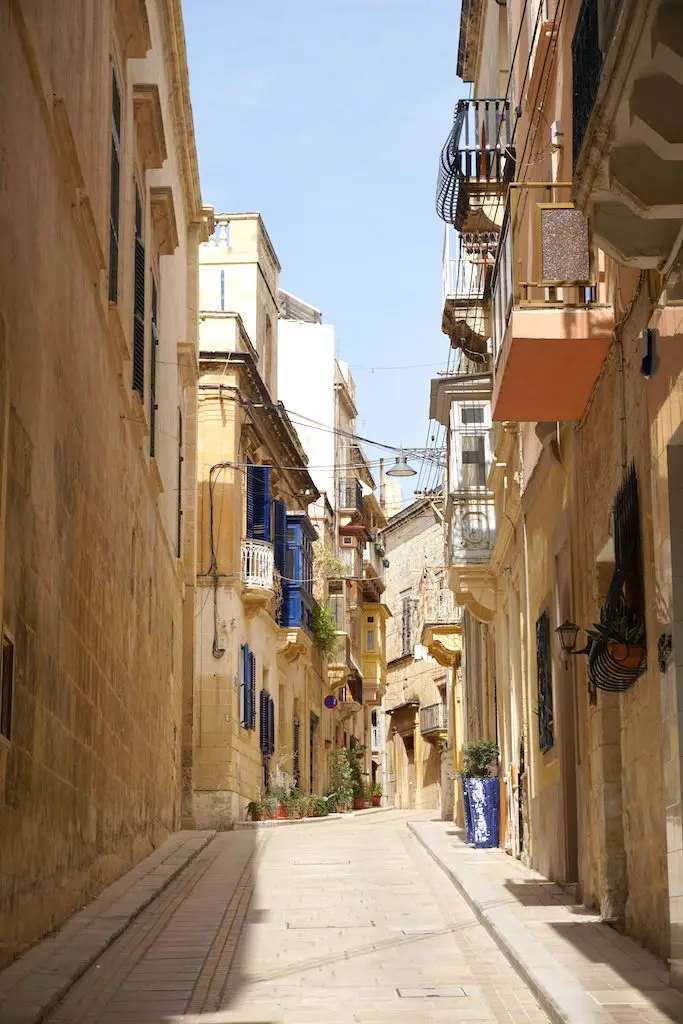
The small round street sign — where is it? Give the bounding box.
[324,694,338,710]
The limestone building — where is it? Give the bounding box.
[0,0,207,963]
[380,497,457,814]
[431,0,683,978]
[278,295,390,785]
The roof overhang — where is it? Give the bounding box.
[430,372,493,425]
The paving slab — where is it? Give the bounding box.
[408,817,683,1024]
[0,830,215,1024]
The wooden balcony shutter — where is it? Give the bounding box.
[132,188,145,398]
[246,464,271,541]
[273,499,287,576]
[109,67,121,303]
[150,279,159,457]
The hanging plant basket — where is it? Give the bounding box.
[588,637,646,693]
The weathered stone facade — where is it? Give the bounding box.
[0,0,206,964]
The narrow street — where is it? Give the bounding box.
[43,812,548,1024]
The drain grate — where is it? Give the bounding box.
[397,986,467,998]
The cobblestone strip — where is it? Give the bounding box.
[0,830,216,1024]
[185,838,265,1014]
[43,836,230,1024]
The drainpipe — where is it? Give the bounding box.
[379,458,386,512]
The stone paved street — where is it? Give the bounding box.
[40,811,549,1024]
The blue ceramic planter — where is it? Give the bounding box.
[465,777,499,849]
[462,781,474,844]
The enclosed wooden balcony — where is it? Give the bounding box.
[420,703,448,744]
[491,183,613,423]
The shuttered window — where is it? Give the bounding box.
[293,717,300,789]
[176,409,183,556]
[536,610,554,753]
[273,499,287,576]
[240,644,257,730]
[150,279,159,457]
[108,66,122,303]
[132,187,146,398]
[402,597,413,656]
[246,464,271,541]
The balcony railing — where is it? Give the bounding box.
[337,477,363,513]
[241,538,274,590]
[491,183,598,366]
[436,98,515,228]
[572,0,603,170]
[420,703,448,735]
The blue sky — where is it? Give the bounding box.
[183,0,466,497]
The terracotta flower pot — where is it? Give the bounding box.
[275,804,286,819]
[353,796,364,810]
[372,795,381,807]
[608,642,644,669]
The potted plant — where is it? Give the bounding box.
[460,740,500,849]
[327,747,353,812]
[246,799,263,821]
[587,594,645,669]
[372,782,383,807]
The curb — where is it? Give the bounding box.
[407,821,611,1024]
[0,831,217,1024]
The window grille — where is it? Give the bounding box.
[150,279,159,457]
[0,634,14,740]
[108,67,122,303]
[132,187,145,398]
[536,610,554,753]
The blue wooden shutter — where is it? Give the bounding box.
[249,651,256,729]
[273,500,287,576]
[252,466,271,541]
[260,689,269,753]
[246,463,255,539]
[240,644,249,727]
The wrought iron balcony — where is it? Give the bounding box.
[337,477,363,514]
[436,98,515,230]
[420,703,448,738]
[241,538,274,590]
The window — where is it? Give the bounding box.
[293,717,300,789]
[367,629,375,652]
[132,185,146,398]
[108,65,122,303]
[402,597,413,657]
[176,409,183,556]
[461,435,486,488]
[240,644,256,729]
[342,536,353,546]
[246,464,271,541]
[367,615,375,624]
[461,406,485,424]
[150,278,159,457]
[536,610,554,752]
[260,687,275,788]
[0,634,13,741]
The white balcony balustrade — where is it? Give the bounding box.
[241,538,274,591]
